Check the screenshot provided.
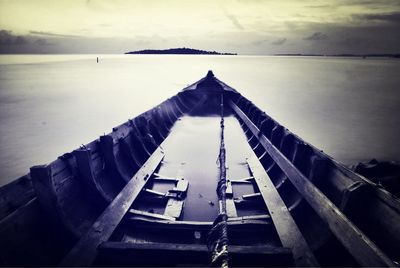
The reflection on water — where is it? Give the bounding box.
[0,55,399,186]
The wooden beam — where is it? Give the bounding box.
[247,154,319,266]
[226,180,233,197]
[99,241,290,255]
[230,176,254,184]
[164,164,187,219]
[164,199,184,218]
[242,192,262,199]
[127,216,270,230]
[142,188,166,197]
[60,147,165,266]
[226,166,238,217]
[97,241,293,267]
[228,214,270,221]
[153,172,178,181]
[226,199,238,218]
[230,100,395,267]
[129,209,175,221]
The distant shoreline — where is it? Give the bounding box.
[274,53,400,58]
[125,48,236,55]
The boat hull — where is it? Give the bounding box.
[0,71,399,266]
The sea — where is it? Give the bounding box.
[0,54,399,187]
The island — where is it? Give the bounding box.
[125,47,236,55]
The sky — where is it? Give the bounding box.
[0,0,399,55]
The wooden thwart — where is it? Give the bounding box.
[247,154,319,267]
[230,100,396,267]
[60,147,165,267]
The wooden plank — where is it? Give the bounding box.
[60,147,165,266]
[153,172,178,181]
[127,217,270,230]
[142,188,166,197]
[153,177,177,182]
[98,241,293,267]
[0,175,35,220]
[164,164,187,219]
[173,178,189,193]
[230,100,395,267]
[225,165,238,218]
[242,192,262,199]
[247,154,319,266]
[164,199,184,218]
[228,214,270,221]
[226,180,233,197]
[99,241,290,255]
[226,199,238,218]
[230,176,254,184]
[129,209,175,221]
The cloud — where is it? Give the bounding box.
[337,0,400,7]
[252,38,267,46]
[0,28,176,54]
[0,30,28,45]
[34,38,55,46]
[271,38,287,45]
[353,12,400,23]
[220,6,244,30]
[30,31,82,38]
[305,5,332,9]
[295,21,400,54]
[225,14,244,30]
[304,32,328,41]
[0,29,58,53]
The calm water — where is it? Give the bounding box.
[0,54,399,186]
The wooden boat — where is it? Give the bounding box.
[0,71,399,267]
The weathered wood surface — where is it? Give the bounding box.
[142,188,166,197]
[0,175,35,220]
[98,241,293,266]
[129,209,175,221]
[0,197,76,265]
[60,147,164,266]
[226,168,238,217]
[242,192,262,199]
[74,149,113,203]
[127,216,271,230]
[153,172,178,181]
[164,199,185,218]
[230,100,396,267]
[99,241,290,254]
[226,199,238,218]
[173,178,189,193]
[230,176,254,184]
[228,214,270,221]
[164,165,187,219]
[247,154,319,267]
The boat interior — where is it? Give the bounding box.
[0,71,399,267]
